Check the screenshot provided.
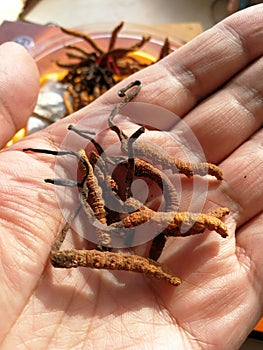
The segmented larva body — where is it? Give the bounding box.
[114,207,229,238]
[78,150,111,248]
[131,142,223,180]
[78,150,107,224]
[51,249,181,286]
[133,158,179,211]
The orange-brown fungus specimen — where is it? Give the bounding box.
[51,249,181,286]
[23,81,229,286]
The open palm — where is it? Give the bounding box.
[1,6,263,349]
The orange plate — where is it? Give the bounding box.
[254,317,263,332]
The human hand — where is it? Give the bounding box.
[1,5,263,349]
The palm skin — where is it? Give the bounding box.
[0,6,263,349]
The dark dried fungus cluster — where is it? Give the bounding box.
[57,22,172,114]
[24,81,229,286]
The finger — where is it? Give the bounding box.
[0,42,39,148]
[106,5,263,117]
[179,55,263,163]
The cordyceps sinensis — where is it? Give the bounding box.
[23,80,229,286]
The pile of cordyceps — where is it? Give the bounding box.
[57,21,172,114]
[24,81,230,286]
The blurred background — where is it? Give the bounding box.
[0,0,261,29]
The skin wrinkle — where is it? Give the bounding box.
[40,311,68,350]
[205,270,253,326]
[153,295,184,341]
[0,177,60,345]
[219,13,262,62]
[242,213,263,296]
[0,253,23,332]
[0,107,17,140]
[83,275,102,338]
[160,30,243,114]
[0,274,47,348]
[0,190,57,251]
[235,245,252,280]
[0,219,50,291]
[251,86,263,107]
[219,179,251,227]
[227,93,258,129]
[216,23,246,58]
[1,212,42,261]
[177,288,239,349]
[51,286,83,348]
[236,223,263,299]
[162,60,198,113]
[230,75,263,122]
[74,283,98,349]
[2,84,21,132]
[80,283,163,348]
[151,280,206,350]
[120,313,141,347]
[154,253,240,338]
[222,137,263,225]
[120,310,163,349]
[32,278,86,349]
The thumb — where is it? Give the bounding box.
[0,42,39,148]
